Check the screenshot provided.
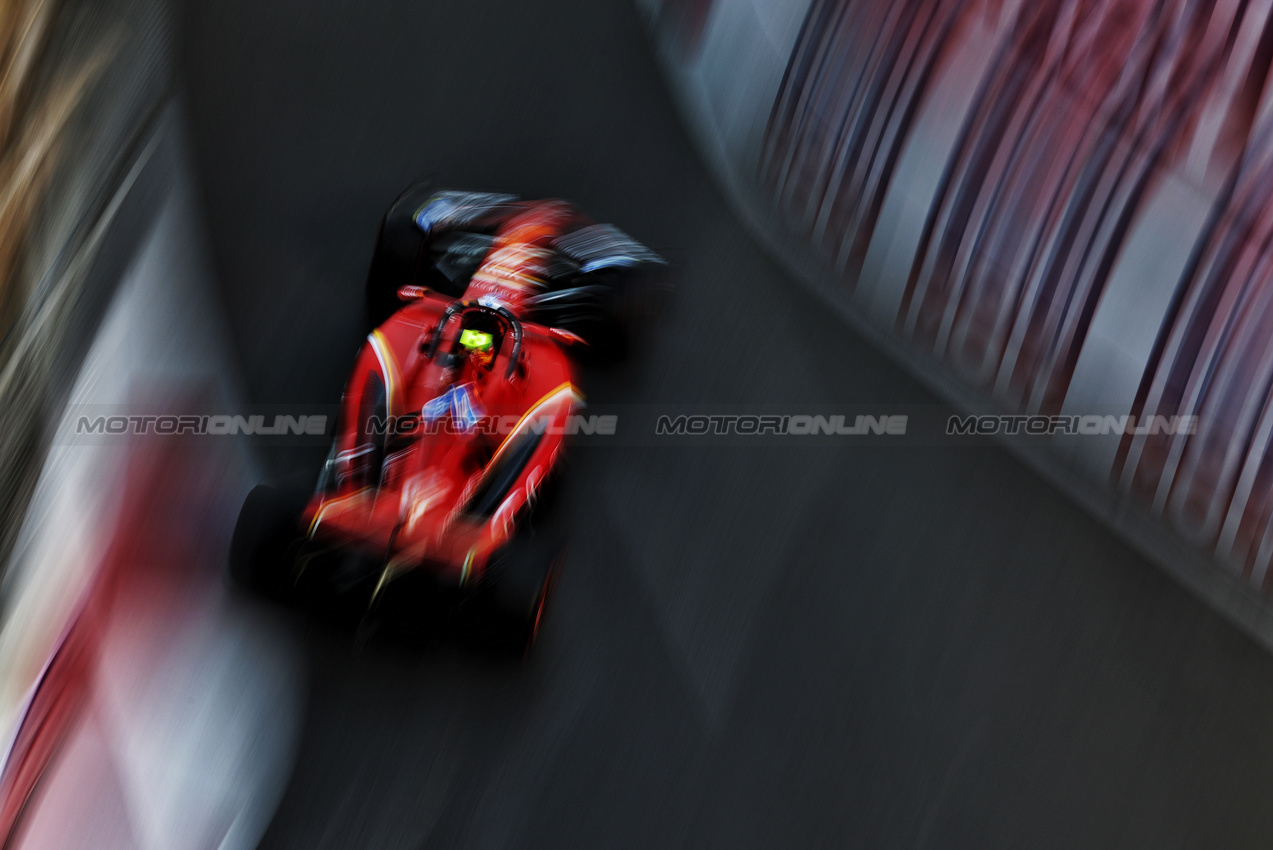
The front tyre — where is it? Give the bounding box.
[484,527,565,653]
[228,484,308,599]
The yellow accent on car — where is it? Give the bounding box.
[369,329,403,417]
[486,382,578,468]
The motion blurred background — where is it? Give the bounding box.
[6,0,1273,847]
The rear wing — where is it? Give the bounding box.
[413,190,519,234]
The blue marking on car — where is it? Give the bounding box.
[421,383,485,431]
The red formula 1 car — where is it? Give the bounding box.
[231,186,662,649]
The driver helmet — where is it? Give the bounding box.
[459,327,495,370]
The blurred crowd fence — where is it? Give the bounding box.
[644,0,1273,622]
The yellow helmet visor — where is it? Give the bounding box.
[459,329,494,351]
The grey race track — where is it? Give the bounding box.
[178,1,1273,847]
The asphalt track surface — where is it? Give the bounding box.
[177,1,1273,847]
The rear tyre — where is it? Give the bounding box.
[570,314,628,366]
[365,179,450,326]
[530,268,646,367]
[228,484,308,599]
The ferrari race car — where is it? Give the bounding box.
[230,186,663,649]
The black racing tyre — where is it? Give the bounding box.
[354,371,387,490]
[569,314,628,366]
[228,484,308,599]
[484,526,565,652]
[365,178,452,325]
[529,268,647,367]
